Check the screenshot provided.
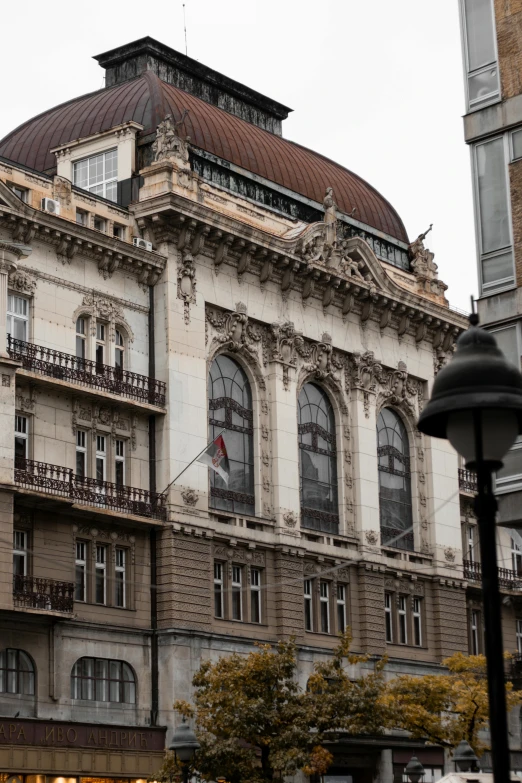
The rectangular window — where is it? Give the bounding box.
[10,184,28,203]
[510,539,521,583]
[337,584,347,633]
[320,581,330,633]
[96,435,106,482]
[113,224,125,240]
[76,430,87,477]
[467,525,476,563]
[512,129,522,162]
[385,593,393,643]
[15,415,28,461]
[398,596,408,644]
[95,322,105,367]
[115,548,126,608]
[304,579,313,631]
[413,597,422,647]
[7,294,28,342]
[73,149,118,202]
[76,317,86,360]
[517,619,522,655]
[491,325,520,370]
[75,541,87,602]
[76,209,88,226]
[232,565,242,620]
[251,568,261,624]
[115,439,125,486]
[95,545,107,604]
[13,530,27,577]
[93,216,106,233]
[470,609,480,655]
[214,562,224,618]
[460,0,499,110]
[473,137,514,294]
[115,329,124,370]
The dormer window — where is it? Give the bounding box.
[73,149,118,202]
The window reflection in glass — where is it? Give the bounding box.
[377,409,413,550]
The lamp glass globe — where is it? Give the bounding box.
[446,409,518,468]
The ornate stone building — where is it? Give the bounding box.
[0,34,512,783]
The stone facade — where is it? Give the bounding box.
[0,34,503,783]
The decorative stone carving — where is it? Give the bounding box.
[53,175,72,208]
[376,361,419,415]
[75,294,133,344]
[365,530,379,545]
[152,112,190,166]
[181,488,199,507]
[214,545,266,565]
[296,332,333,380]
[206,302,262,358]
[283,510,298,528]
[177,248,196,325]
[444,547,456,563]
[409,225,448,303]
[8,269,37,296]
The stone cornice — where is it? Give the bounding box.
[0,203,167,286]
[133,192,468,346]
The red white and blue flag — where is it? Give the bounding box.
[198,434,230,484]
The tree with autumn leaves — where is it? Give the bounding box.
[153,634,521,783]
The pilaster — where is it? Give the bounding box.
[274,549,304,640]
[357,564,386,654]
[431,580,468,658]
[267,362,300,530]
[351,390,380,549]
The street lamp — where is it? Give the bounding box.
[405,756,425,783]
[169,717,200,783]
[452,740,479,773]
[418,314,522,783]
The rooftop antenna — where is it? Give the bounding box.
[183,3,188,56]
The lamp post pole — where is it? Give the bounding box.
[474,411,510,783]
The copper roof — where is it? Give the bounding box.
[0,72,408,243]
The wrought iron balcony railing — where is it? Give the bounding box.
[459,468,477,493]
[463,559,522,590]
[15,458,166,520]
[13,574,74,613]
[8,336,166,407]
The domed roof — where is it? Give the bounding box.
[0,71,408,243]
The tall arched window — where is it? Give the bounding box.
[298,383,338,533]
[71,657,136,703]
[377,408,413,550]
[0,649,35,694]
[208,355,254,516]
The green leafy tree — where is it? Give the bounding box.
[161,631,388,783]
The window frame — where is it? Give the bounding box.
[75,541,87,602]
[0,648,35,695]
[517,619,522,655]
[459,0,500,112]
[385,592,393,643]
[319,581,330,634]
[231,564,243,621]
[13,530,28,577]
[76,429,87,477]
[15,414,28,462]
[115,328,125,371]
[337,583,347,634]
[9,183,29,203]
[377,408,413,551]
[304,578,313,632]
[95,322,106,368]
[214,561,225,619]
[72,148,118,203]
[71,656,136,704]
[115,547,126,608]
[250,567,262,624]
[412,597,422,647]
[96,435,106,482]
[115,439,125,487]
[76,317,87,360]
[95,544,107,605]
[472,134,515,297]
[398,595,408,645]
[470,609,481,655]
[7,293,29,343]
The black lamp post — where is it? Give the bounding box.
[453,740,479,773]
[169,717,201,783]
[405,755,425,783]
[418,314,522,783]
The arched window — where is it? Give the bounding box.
[71,657,136,703]
[208,355,254,516]
[115,328,125,371]
[377,408,413,550]
[0,649,35,694]
[298,383,338,533]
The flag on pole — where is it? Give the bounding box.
[197,434,230,484]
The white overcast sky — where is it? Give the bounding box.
[0,0,475,312]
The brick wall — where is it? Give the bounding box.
[357,565,386,655]
[431,581,468,659]
[495,0,522,101]
[274,550,304,640]
[157,529,212,630]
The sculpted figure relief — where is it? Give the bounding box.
[152,111,190,165]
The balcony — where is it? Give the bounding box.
[8,337,166,407]
[463,559,522,590]
[15,458,167,521]
[13,574,74,613]
[458,468,477,494]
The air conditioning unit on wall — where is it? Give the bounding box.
[133,236,153,252]
[41,197,60,215]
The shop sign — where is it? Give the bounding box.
[0,719,165,751]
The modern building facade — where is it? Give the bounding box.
[0,34,519,783]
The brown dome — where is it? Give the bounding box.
[0,71,408,243]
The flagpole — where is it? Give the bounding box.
[160,428,225,497]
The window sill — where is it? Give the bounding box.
[214,617,268,627]
[77,602,136,612]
